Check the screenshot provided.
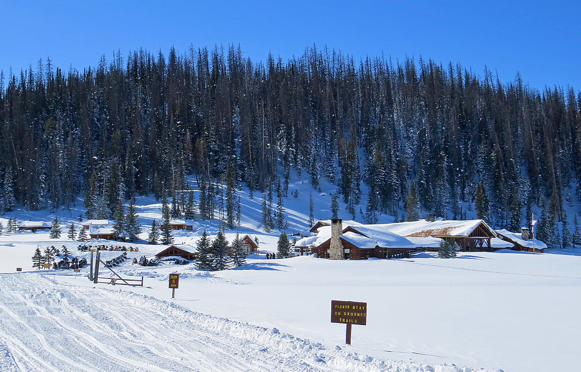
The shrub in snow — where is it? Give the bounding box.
[438,239,460,259]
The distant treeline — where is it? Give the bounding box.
[0,45,579,231]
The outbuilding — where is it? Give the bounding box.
[155,244,198,261]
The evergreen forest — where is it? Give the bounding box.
[1,45,580,237]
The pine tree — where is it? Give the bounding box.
[50,217,61,239]
[573,215,581,247]
[438,239,460,258]
[171,194,180,219]
[43,246,55,265]
[331,193,340,219]
[277,232,291,258]
[113,199,125,240]
[262,193,272,233]
[406,181,420,221]
[84,172,98,220]
[236,195,242,227]
[32,247,43,270]
[7,217,13,233]
[11,216,17,232]
[77,227,88,242]
[68,223,76,241]
[225,164,237,229]
[309,191,315,227]
[184,190,195,220]
[275,180,287,230]
[562,216,573,248]
[161,202,173,245]
[196,231,212,271]
[0,221,3,235]
[509,189,521,232]
[230,233,246,267]
[474,183,489,222]
[199,181,208,220]
[124,197,141,242]
[210,231,229,271]
[4,166,16,212]
[148,220,159,245]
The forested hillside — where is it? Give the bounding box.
[0,46,579,240]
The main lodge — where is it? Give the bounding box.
[296,218,543,260]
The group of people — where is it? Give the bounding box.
[265,252,276,259]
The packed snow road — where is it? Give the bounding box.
[0,273,474,372]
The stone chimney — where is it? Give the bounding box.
[329,218,344,260]
[521,227,531,241]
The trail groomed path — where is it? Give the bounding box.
[0,273,489,372]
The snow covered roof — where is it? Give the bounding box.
[371,219,496,238]
[496,229,547,249]
[169,244,198,254]
[340,231,377,249]
[89,227,115,235]
[345,226,417,249]
[405,236,443,248]
[19,221,50,228]
[84,220,110,226]
[491,237,515,249]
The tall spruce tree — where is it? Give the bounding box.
[331,193,340,219]
[68,223,76,241]
[32,247,43,270]
[49,217,61,239]
[113,199,125,240]
[124,197,141,242]
[230,233,246,267]
[573,215,581,247]
[148,220,159,245]
[196,231,212,270]
[277,231,291,258]
[77,227,88,242]
[210,231,230,271]
[309,191,315,227]
[406,182,420,221]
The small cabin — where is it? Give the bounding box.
[82,220,110,230]
[160,220,194,231]
[155,244,198,261]
[496,229,546,253]
[228,235,259,254]
[89,227,115,240]
[18,221,52,232]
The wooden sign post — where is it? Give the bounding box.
[331,300,367,345]
[169,274,179,298]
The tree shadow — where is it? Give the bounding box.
[232,262,289,271]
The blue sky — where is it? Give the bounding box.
[1,0,580,92]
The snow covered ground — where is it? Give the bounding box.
[0,178,580,371]
[1,231,580,371]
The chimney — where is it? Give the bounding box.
[521,227,530,241]
[329,218,344,260]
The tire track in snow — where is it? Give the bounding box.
[0,273,496,372]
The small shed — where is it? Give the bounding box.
[155,244,198,261]
[18,221,52,232]
[89,227,116,240]
[496,229,546,253]
[160,220,194,231]
[231,235,259,254]
[82,220,110,230]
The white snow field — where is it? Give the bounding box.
[1,239,580,371]
[0,178,580,371]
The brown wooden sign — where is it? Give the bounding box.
[169,274,179,289]
[16,268,22,272]
[43,263,52,269]
[331,300,367,325]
